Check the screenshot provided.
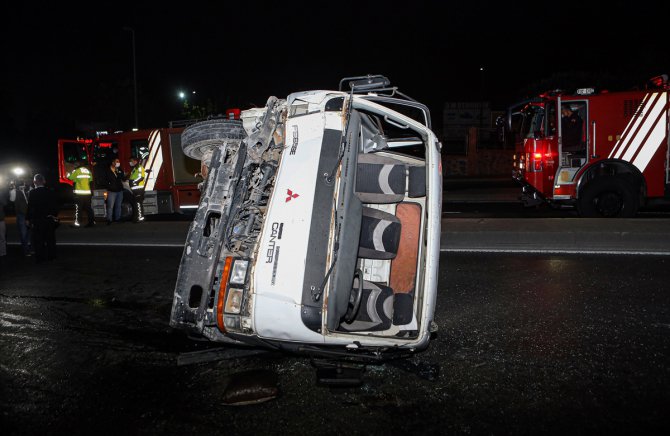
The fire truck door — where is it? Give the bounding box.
[58,139,90,185]
[556,101,588,185]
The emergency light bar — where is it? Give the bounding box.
[576,88,595,95]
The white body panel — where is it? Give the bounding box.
[253,110,330,339]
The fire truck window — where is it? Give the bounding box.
[561,102,586,154]
[524,106,544,139]
[94,141,119,165]
[63,142,87,163]
[131,139,150,162]
[546,102,557,136]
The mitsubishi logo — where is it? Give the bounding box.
[286,189,299,202]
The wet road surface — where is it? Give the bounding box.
[1,246,669,435]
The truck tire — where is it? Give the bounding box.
[181,119,247,161]
[121,198,134,220]
[577,176,639,217]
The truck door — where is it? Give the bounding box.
[555,100,588,193]
[58,139,90,185]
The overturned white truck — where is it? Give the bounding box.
[170,76,442,363]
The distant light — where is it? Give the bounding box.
[178,91,185,99]
[132,128,139,132]
[12,167,25,176]
[480,67,484,71]
[192,90,196,95]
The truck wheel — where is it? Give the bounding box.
[577,177,639,217]
[121,198,134,220]
[181,119,247,161]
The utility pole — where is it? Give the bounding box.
[479,67,485,128]
[123,27,138,130]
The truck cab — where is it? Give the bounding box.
[169,76,443,364]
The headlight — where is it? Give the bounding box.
[224,288,243,314]
[229,260,249,285]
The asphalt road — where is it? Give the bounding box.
[1,246,669,435]
[443,178,670,218]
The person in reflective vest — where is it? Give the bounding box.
[129,157,146,222]
[67,160,95,227]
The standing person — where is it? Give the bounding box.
[561,106,583,152]
[128,156,146,222]
[12,179,32,255]
[67,160,95,228]
[100,158,125,225]
[26,174,59,263]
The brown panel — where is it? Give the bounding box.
[390,202,421,293]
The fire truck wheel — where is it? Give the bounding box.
[577,176,639,218]
[182,119,247,161]
[121,199,134,220]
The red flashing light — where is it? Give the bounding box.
[533,153,542,160]
[99,142,112,148]
[225,108,241,120]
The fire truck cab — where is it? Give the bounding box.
[509,75,670,217]
[58,127,202,219]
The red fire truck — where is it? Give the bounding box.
[58,126,203,219]
[509,75,669,217]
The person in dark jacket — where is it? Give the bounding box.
[99,158,125,224]
[12,179,32,255]
[561,106,583,153]
[26,174,59,263]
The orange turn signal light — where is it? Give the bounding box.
[216,257,233,332]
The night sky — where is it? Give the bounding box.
[2,0,669,173]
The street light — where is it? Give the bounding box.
[122,27,138,130]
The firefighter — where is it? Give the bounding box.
[561,106,583,153]
[128,156,146,222]
[67,160,95,227]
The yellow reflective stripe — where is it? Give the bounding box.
[74,190,92,194]
[76,175,91,178]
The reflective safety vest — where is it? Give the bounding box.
[130,165,146,190]
[68,166,92,195]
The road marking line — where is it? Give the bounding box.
[7,242,184,248]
